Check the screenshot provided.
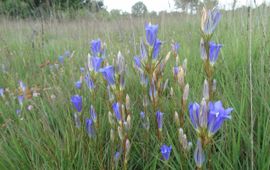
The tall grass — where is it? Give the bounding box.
[0,6,269,169]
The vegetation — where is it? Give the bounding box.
[0,4,269,170]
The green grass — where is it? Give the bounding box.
[0,7,270,169]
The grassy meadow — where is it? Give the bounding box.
[0,7,270,169]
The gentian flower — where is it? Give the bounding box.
[71,95,82,112]
[189,102,201,131]
[152,39,162,59]
[201,7,221,35]
[63,50,71,57]
[91,39,101,56]
[209,41,222,65]
[145,23,158,46]
[18,95,24,106]
[156,111,163,130]
[160,144,172,161]
[189,100,233,137]
[80,67,85,72]
[99,65,115,86]
[58,55,64,64]
[19,80,26,92]
[90,105,97,123]
[0,88,4,97]
[171,42,180,54]
[194,139,205,168]
[75,80,82,89]
[112,102,122,122]
[114,151,121,162]
[86,118,95,138]
[88,54,103,72]
[85,74,95,89]
[133,56,141,69]
[116,51,125,74]
[207,101,233,136]
[140,111,150,130]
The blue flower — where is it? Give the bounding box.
[58,55,64,64]
[19,80,26,92]
[112,102,122,121]
[171,42,180,54]
[80,67,85,73]
[86,118,95,138]
[202,7,221,35]
[173,66,179,78]
[75,80,82,89]
[100,65,115,86]
[90,105,97,122]
[134,56,141,69]
[156,111,163,130]
[114,151,121,162]
[152,39,162,59]
[207,101,233,136]
[189,102,200,130]
[18,95,24,106]
[160,144,172,161]
[16,109,21,116]
[0,88,4,97]
[90,56,103,72]
[145,23,158,46]
[194,139,205,168]
[209,41,222,65]
[71,95,82,112]
[63,50,71,57]
[91,39,101,56]
[85,74,95,89]
[140,111,145,119]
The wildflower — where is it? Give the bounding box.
[18,95,24,106]
[145,23,158,46]
[160,144,172,161]
[75,80,82,89]
[201,7,221,35]
[112,102,122,122]
[110,129,115,142]
[80,67,85,72]
[118,126,124,140]
[156,111,164,131]
[19,80,26,92]
[171,42,180,55]
[125,139,131,156]
[200,39,207,60]
[27,105,33,111]
[114,151,121,163]
[116,51,125,74]
[173,66,179,79]
[209,41,222,65]
[73,112,81,128]
[71,95,82,112]
[58,55,64,64]
[207,101,233,136]
[133,56,141,69]
[88,54,103,72]
[63,50,71,57]
[90,105,97,123]
[107,86,115,102]
[149,80,157,102]
[125,94,130,111]
[0,88,4,97]
[152,39,162,59]
[140,39,147,59]
[189,102,200,131]
[100,65,115,86]
[203,79,209,100]
[91,39,101,56]
[174,111,180,127]
[183,84,189,101]
[108,111,115,125]
[140,111,150,130]
[194,139,205,168]
[16,109,21,117]
[86,118,95,138]
[85,74,95,90]
[179,128,192,151]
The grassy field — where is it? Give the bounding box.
[0,6,270,169]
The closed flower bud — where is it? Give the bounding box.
[182,58,187,73]
[110,129,115,142]
[177,67,185,88]
[200,98,208,128]
[125,94,130,111]
[108,111,114,126]
[143,95,149,107]
[176,56,179,65]
[170,87,174,97]
[73,112,81,128]
[163,79,169,92]
[121,104,126,120]
[213,79,217,92]
[174,111,180,127]
[126,114,131,130]
[203,79,209,100]
[183,84,189,101]
[125,139,131,157]
[118,126,124,141]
